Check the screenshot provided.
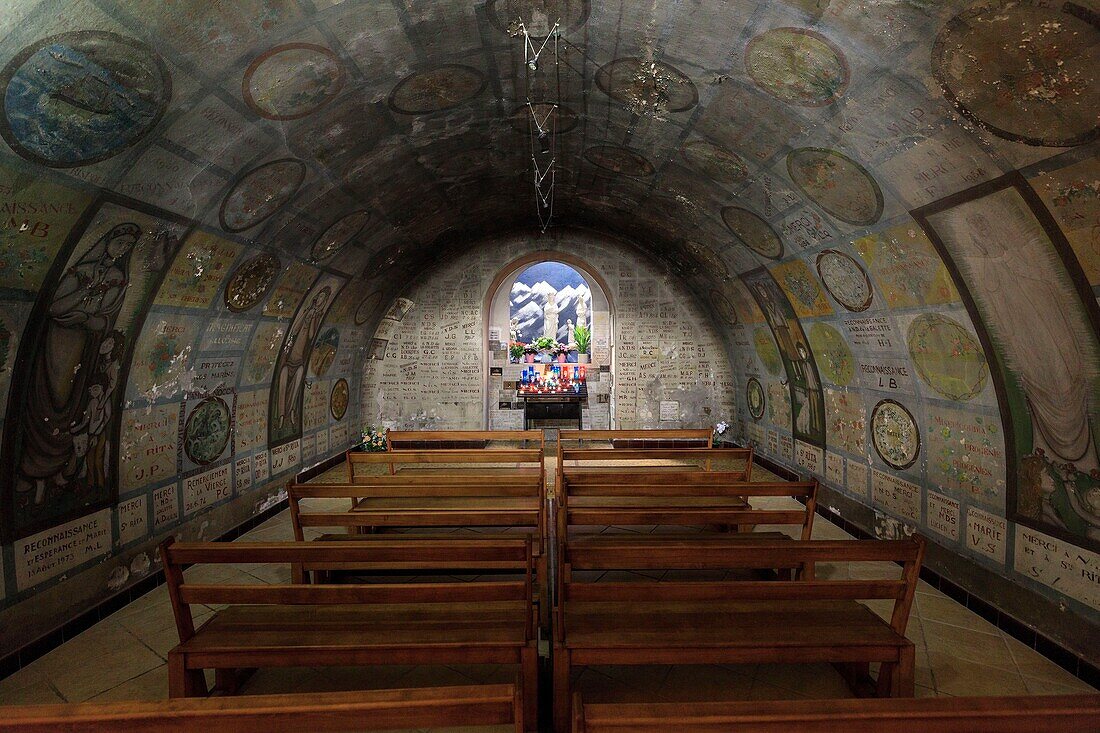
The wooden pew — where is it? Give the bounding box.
[552,537,926,732]
[291,446,548,627]
[557,447,769,537]
[159,538,539,729]
[557,446,753,490]
[288,479,549,629]
[387,428,545,451]
[557,480,819,575]
[0,683,525,732]
[571,693,1100,732]
[558,429,713,449]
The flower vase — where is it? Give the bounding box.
[578,353,590,364]
[557,353,567,363]
[525,354,535,363]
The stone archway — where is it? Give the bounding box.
[483,251,615,429]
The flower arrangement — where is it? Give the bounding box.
[534,336,557,352]
[713,421,730,437]
[509,341,526,361]
[360,426,387,452]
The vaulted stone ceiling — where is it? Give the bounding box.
[3,0,1095,296]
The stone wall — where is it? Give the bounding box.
[361,229,737,432]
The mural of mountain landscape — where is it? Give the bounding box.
[510,261,591,344]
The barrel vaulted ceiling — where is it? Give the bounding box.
[1,0,1095,298]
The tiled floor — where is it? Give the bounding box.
[0,460,1092,729]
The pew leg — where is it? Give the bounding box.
[521,643,539,732]
[894,645,915,697]
[538,554,549,632]
[876,644,915,698]
[168,651,207,698]
[553,645,571,733]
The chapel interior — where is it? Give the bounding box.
[0,1,1097,731]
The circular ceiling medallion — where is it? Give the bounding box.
[745,27,849,106]
[870,399,920,470]
[389,64,486,114]
[184,396,232,466]
[932,0,1100,147]
[753,328,783,376]
[584,145,655,177]
[355,291,384,325]
[224,252,280,312]
[511,102,579,134]
[807,321,854,387]
[787,148,883,226]
[330,378,350,420]
[907,313,989,401]
[595,57,699,113]
[0,30,171,167]
[681,140,749,185]
[487,0,590,34]
[721,206,784,260]
[219,158,307,233]
[243,43,345,121]
[711,290,738,325]
[746,377,766,420]
[816,249,873,312]
[311,209,370,261]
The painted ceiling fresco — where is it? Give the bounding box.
[0,0,1096,634]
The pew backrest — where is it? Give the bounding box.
[572,693,1100,733]
[387,429,545,451]
[556,479,818,540]
[0,684,525,733]
[558,429,713,449]
[347,446,545,485]
[558,446,754,486]
[556,537,925,642]
[160,539,535,644]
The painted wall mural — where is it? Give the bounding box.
[1,201,186,541]
[914,177,1100,552]
[0,0,1095,667]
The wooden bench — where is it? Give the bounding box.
[292,446,548,627]
[557,447,763,536]
[571,693,1100,732]
[160,538,539,729]
[387,428,545,452]
[557,446,753,489]
[552,537,926,732]
[0,683,525,732]
[558,429,713,450]
[557,479,819,577]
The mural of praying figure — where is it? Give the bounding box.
[17,224,139,506]
[274,286,332,432]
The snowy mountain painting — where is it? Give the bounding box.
[510,261,592,344]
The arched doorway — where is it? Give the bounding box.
[484,252,614,430]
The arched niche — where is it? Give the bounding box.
[484,251,614,429]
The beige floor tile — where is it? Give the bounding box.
[753,663,853,699]
[87,665,168,702]
[20,619,164,702]
[923,620,1018,672]
[915,592,999,634]
[926,650,1028,697]
[239,667,340,695]
[660,665,754,702]
[747,680,809,700]
[0,677,67,705]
